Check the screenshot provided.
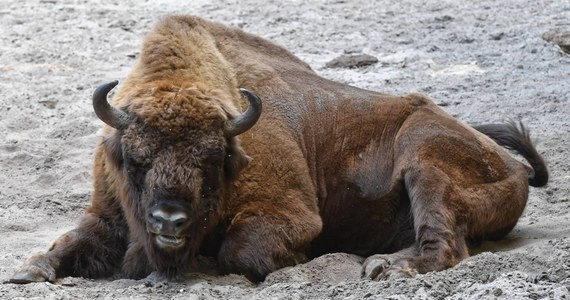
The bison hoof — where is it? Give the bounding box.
[362,255,417,280]
[383,264,418,279]
[144,271,169,283]
[9,256,56,284]
[362,255,391,280]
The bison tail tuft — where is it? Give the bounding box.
[473,120,549,187]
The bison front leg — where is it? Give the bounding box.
[10,229,80,283]
[121,240,153,279]
[10,212,128,283]
[218,202,322,282]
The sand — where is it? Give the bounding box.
[0,0,569,298]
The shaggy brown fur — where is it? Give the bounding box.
[11,15,548,284]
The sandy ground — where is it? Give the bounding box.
[0,0,569,299]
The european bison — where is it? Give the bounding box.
[11,15,548,283]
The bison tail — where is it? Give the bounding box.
[473,120,549,187]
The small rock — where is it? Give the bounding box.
[459,37,475,44]
[435,15,454,22]
[490,32,505,40]
[325,54,378,69]
[542,30,570,54]
[343,48,362,54]
[39,99,57,109]
[59,277,86,287]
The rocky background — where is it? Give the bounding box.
[0,0,568,299]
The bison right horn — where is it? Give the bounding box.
[224,88,263,137]
[92,80,131,130]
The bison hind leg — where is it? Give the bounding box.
[362,165,475,280]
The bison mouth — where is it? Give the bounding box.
[154,234,186,249]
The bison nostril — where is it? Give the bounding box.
[174,218,187,229]
[149,210,188,233]
[148,213,165,230]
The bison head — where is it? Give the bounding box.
[92,80,261,276]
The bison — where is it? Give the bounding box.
[10,15,548,284]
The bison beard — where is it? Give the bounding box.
[10,15,548,284]
[140,223,197,279]
[136,187,222,279]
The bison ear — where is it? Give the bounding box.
[224,138,252,180]
[103,131,124,168]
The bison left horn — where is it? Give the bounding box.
[92,80,131,130]
[225,88,263,137]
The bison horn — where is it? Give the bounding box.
[225,88,263,137]
[92,80,131,130]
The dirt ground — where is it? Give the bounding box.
[0,0,569,299]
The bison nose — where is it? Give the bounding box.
[148,210,189,236]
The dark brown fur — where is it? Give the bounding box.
[11,15,548,284]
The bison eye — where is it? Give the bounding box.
[123,155,150,182]
[200,164,220,198]
[201,181,212,198]
[124,155,146,169]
